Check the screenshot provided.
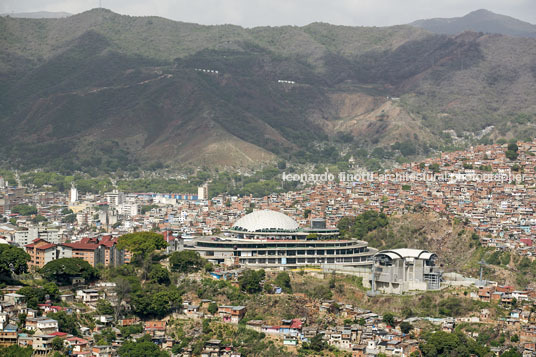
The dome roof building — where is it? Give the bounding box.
[232,210,299,232]
[185,209,377,270]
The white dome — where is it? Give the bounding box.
[233,210,299,232]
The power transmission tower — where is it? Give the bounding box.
[477,259,489,287]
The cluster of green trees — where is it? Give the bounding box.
[19,282,60,309]
[419,331,491,356]
[118,334,169,357]
[169,251,210,273]
[5,164,301,199]
[47,311,81,336]
[239,269,266,294]
[273,272,292,293]
[40,258,99,286]
[486,250,511,266]
[102,232,185,319]
[0,244,30,282]
[116,178,197,195]
[514,255,536,287]
[190,278,246,305]
[300,333,329,353]
[131,284,182,319]
[11,204,37,216]
[0,346,33,357]
[116,232,168,262]
[20,172,113,193]
[505,143,519,161]
[337,211,389,239]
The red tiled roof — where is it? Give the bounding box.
[37,243,57,250]
[100,241,115,247]
[50,332,68,337]
[66,337,89,344]
[290,319,303,329]
[62,242,99,250]
[26,241,56,250]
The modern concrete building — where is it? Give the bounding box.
[15,227,60,246]
[198,184,208,201]
[186,210,377,269]
[104,189,125,206]
[370,249,442,294]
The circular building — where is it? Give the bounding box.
[232,210,299,232]
[186,210,377,269]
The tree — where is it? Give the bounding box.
[96,299,114,315]
[302,334,327,352]
[383,313,395,327]
[402,306,414,318]
[0,345,33,357]
[239,269,265,294]
[118,334,169,357]
[501,348,522,357]
[47,311,80,336]
[149,264,170,285]
[486,251,502,266]
[420,331,489,357]
[400,321,413,334]
[114,277,134,310]
[11,204,37,216]
[31,215,47,224]
[119,324,143,339]
[337,211,389,239]
[208,302,218,315]
[117,232,167,261]
[0,245,30,281]
[307,285,333,301]
[61,208,74,215]
[51,337,64,351]
[131,287,182,319]
[43,282,60,301]
[40,258,99,285]
[95,328,116,345]
[169,251,207,274]
[17,313,27,330]
[506,143,519,161]
[429,163,440,173]
[18,286,47,309]
[62,214,76,223]
[274,272,292,293]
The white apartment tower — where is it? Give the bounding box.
[70,183,78,203]
[198,184,208,200]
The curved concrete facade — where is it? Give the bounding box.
[187,236,377,268]
[185,211,377,269]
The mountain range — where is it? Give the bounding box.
[0,11,71,19]
[1,8,536,170]
[411,9,536,38]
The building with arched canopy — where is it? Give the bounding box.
[370,249,442,294]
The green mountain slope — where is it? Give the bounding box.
[1,8,536,170]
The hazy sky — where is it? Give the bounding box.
[1,0,536,27]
